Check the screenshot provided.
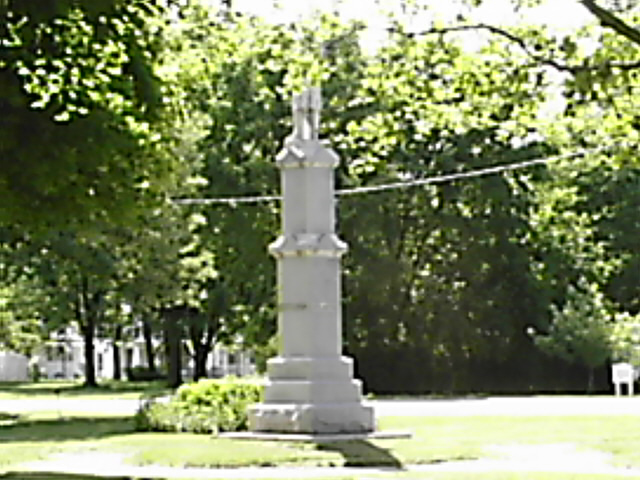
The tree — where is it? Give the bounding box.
[163,2,290,368]
[576,164,640,314]
[610,311,640,364]
[0,1,180,233]
[151,0,636,394]
[562,1,640,47]
[328,20,555,392]
[34,230,122,387]
[166,1,563,393]
[115,204,216,386]
[531,278,613,391]
[0,277,45,357]
[462,0,640,63]
[418,0,640,391]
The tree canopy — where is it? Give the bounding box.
[0,0,181,232]
[1,0,639,393]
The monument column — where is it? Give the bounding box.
[248,87,375,434]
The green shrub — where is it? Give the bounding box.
[134,400,219,433]
[134,377,262,434]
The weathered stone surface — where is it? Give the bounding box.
[266,356,355,379]
[249,402,375,434]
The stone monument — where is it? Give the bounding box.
[248,87,375,434]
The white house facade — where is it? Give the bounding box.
[0,322,255,382]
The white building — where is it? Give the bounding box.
[0,322,255,382]
[0,351,29,381]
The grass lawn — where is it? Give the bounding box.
[3,413,640,471]
[105,415,640,469]
[0,380,170,401]
[0,415,134,469]
[2,390,640,479]
[0,474,632,480]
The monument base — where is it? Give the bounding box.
[249,402,375,434]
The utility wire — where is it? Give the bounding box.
[336,147,600,196]
[174,193,282,206]
[171,145,609,206]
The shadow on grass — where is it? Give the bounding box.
[316,440,404,468]
[1,473,135,480]
[0,412,21,427]
[0,412,20,420]
[0,416,135,443]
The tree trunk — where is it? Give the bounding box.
[77,276,97,388]
[142,317,156,372]
[82,311,97,388]
[587,367,595,394]
[113,324,122,381]
[163,309,182,389]
[190,320,216,382]
[193,342,209,381]
[167,326,182,388]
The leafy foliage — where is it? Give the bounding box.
[0,280,43,356]
[532,279,613,389]
[152,1,638,393]
[134,377,262,434]
[3,0,640,395]
[610,312,640,364]
[329,19,553,392]
[0,0,181,232]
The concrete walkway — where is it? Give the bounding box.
[3,395,640,417]
[374,395,640,417]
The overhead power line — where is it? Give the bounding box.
[171,146,609,206]
[174,193,282,206]
[336,147,599,196]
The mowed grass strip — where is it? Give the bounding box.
[0,473,630,480]
[0,380,170,401]
[2,414,640,469]
[81,415,640,469]
[0,414,135,471]
[377,415,640,468]
[2,393,640,474]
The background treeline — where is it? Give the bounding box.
[1,0,639,393]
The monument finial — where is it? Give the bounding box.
[291,86,322,141]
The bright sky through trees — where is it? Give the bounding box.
[228,0,593,119]
[233,0,593,32]
[229,0,594,58]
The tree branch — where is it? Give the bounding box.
[390,23,640,74]
[389,23,575,73]
[580,0,640,46]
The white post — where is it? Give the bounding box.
[612,363,634,397]
[248,87,374,434]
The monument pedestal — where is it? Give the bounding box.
[249,355,374,433]
[249,87,374,434]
